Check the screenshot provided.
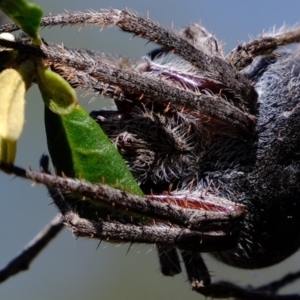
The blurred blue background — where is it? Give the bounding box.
[0,1,300,299]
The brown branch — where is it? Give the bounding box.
[0,215,64,283]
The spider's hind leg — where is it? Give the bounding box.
[180,251,300,299]
[227,26,300,71]
[157,246,181,276]
[148,22,223,59]
[181,252,211,289]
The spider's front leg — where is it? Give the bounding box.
[0,11,257,139]
[33,9,257,106]
[40,43,255,140]
[0,158,245,291]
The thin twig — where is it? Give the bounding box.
[0,215,64,283]
[257,270,300,294]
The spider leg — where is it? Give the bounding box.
[181,252,211,288]
[0,10,257,106]
[157,246,181,276]
[17,157,300,299]
[148,22,223,59]
[227,26,300,70]
[32,10,257,105]
[0,159,245,233]
[0,160,243,252]
[42,43,255,139]
[0,37,256,139]
[180,252,300,299]
[179,251,295,300]
[46,186,240,254]
[161,244,295,300]
[193,280,300,300]
[41,169,300,300]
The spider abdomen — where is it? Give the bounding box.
[213,53,300,268]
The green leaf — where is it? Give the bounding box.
[0,0,43,44]
[45,106,143,196]
[44,105,144,221]
[38,65,142,195]
[37,58,143,220]
[37,65,78,114]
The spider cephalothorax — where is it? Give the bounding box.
[1,8,300,299]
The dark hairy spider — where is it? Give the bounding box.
[1,4,300,300]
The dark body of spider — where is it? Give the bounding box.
[90,50,300,299]
[91,51,300,271]
[84,17,300,297]
[45,18,300,298]
[1,9,300,299]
